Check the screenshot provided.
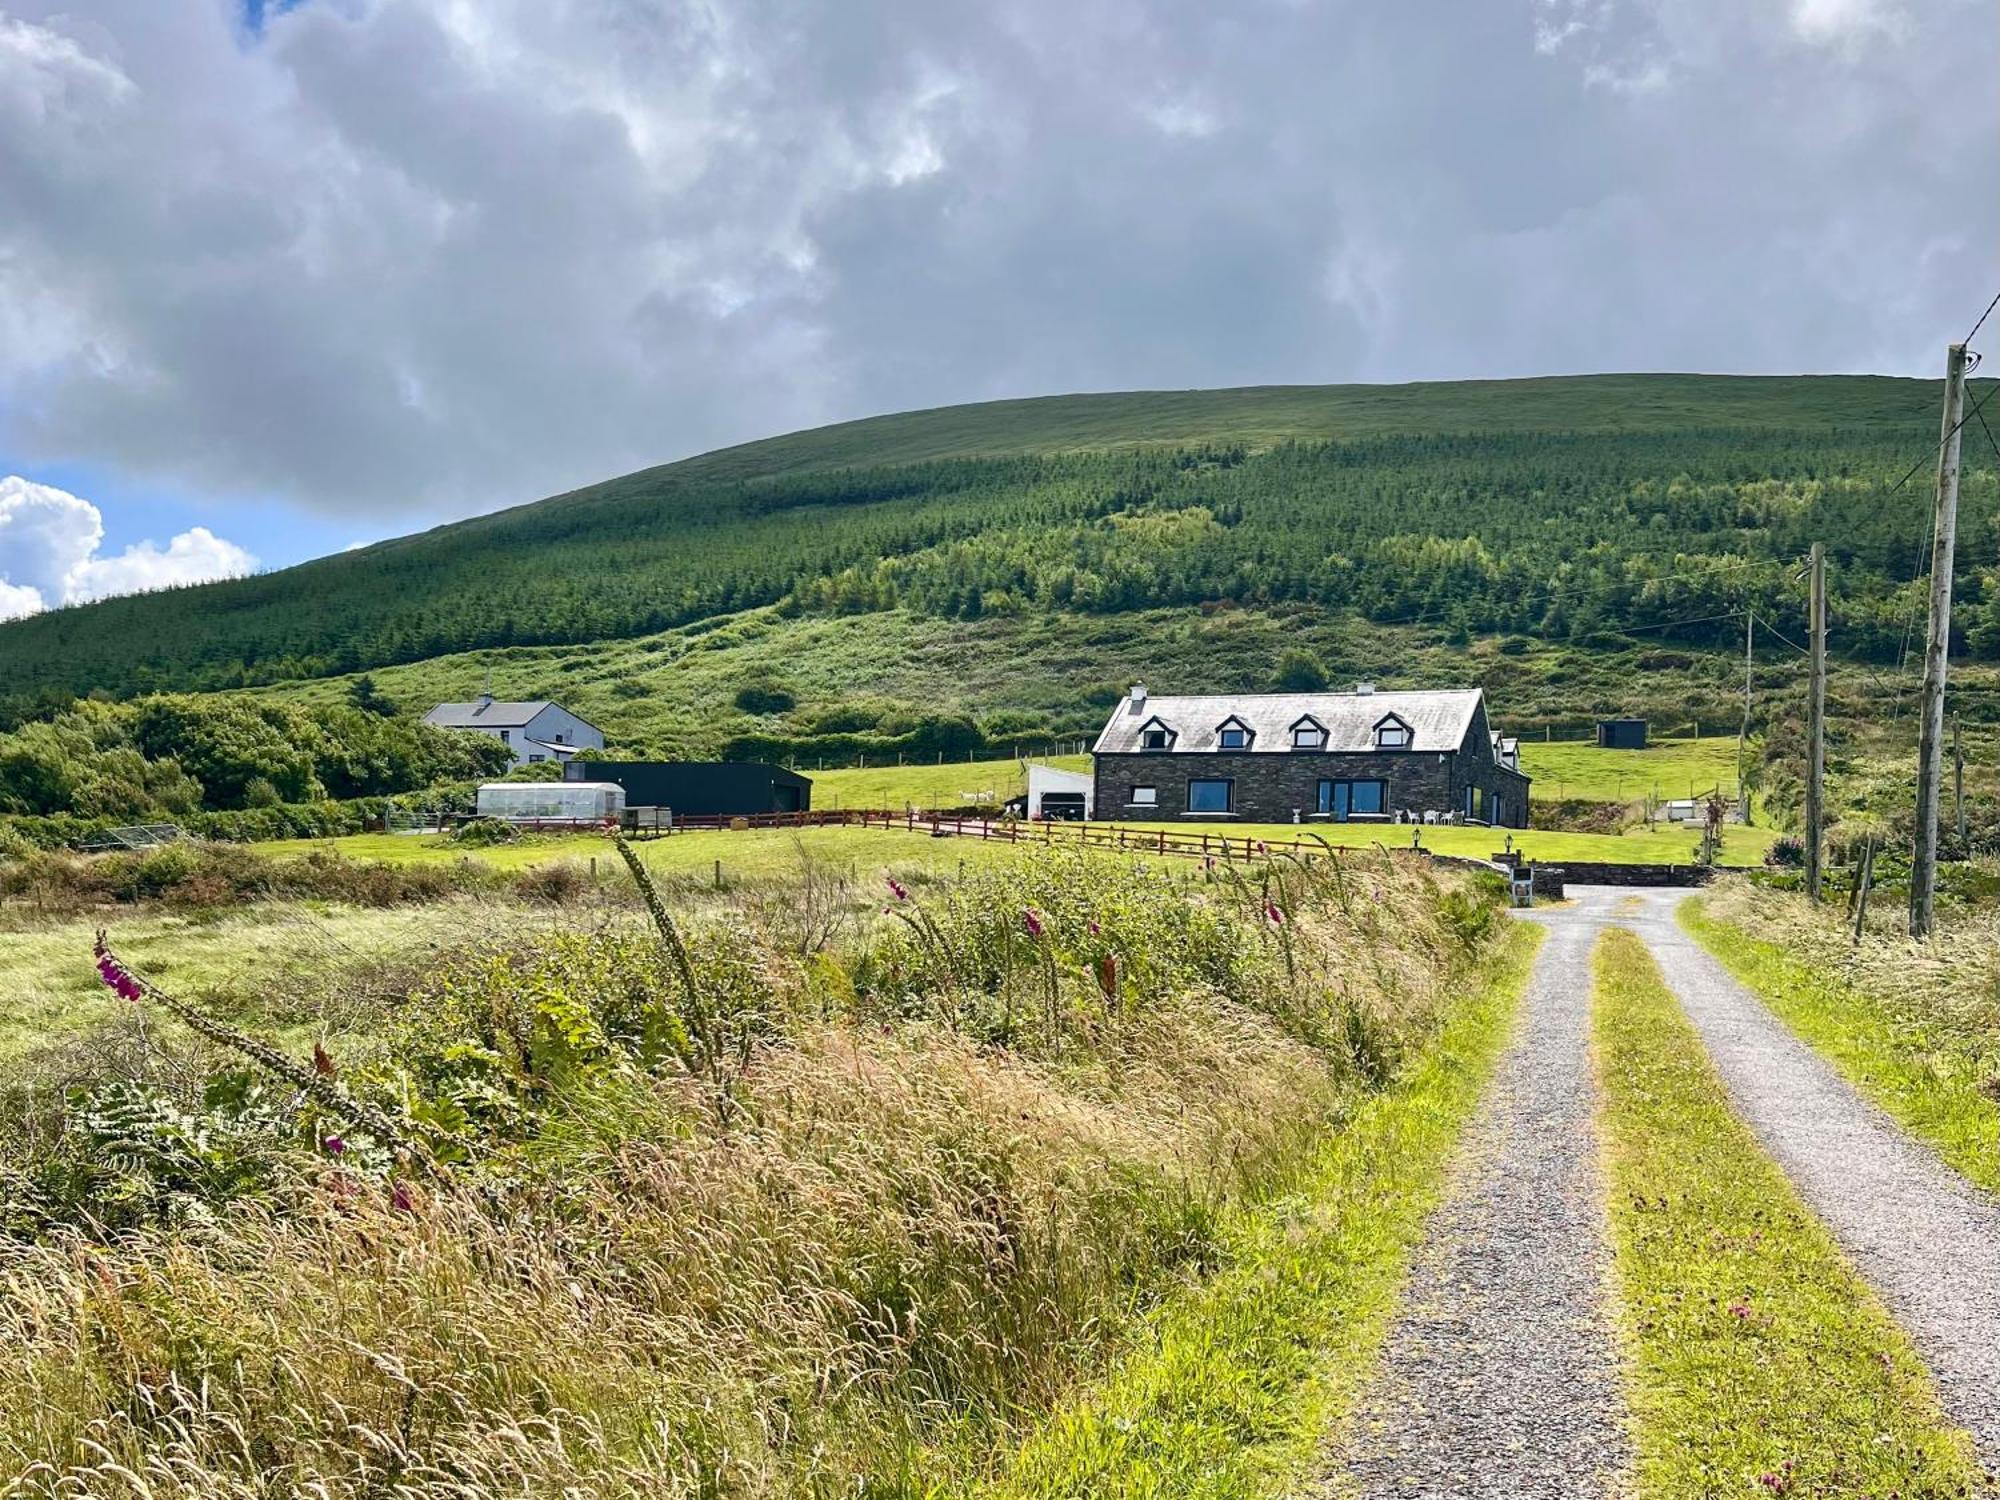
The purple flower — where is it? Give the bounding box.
[885,874,909,901]
[1086,920,1101,936]
[95,949,144,1003]
[1266,901,1285,927]
[1022,908,1044,939]
[1256,840,1268,854]
[323,1135,347,1156]
[390,1181,415,1213]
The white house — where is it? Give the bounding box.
[423,695,605,771]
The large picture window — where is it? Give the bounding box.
[1187,779,1233,814]
[1316,779,1387,820]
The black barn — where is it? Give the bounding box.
[566,760,812,815]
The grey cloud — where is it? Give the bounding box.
[0,0,1991,524]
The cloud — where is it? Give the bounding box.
[0,0,1990,539]
[0,475,255,617]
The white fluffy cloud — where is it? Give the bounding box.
[0,475,255,619]
[0,0,1991,532]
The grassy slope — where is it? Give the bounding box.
[1682,897,2000,1196]
[1591,927,1981,1497]
[968,920,1544,1499]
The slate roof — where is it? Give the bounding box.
[1092,688,1490,756]
[423,700,556,729]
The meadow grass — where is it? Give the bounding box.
[967,920,1543,1500]
[0,846,1512,1496]
[1591,927,1982,1497]
[1684,887,2000,1196]
[257,814,1776,879]
[0,902,524,1063]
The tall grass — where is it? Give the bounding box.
[0,845,1504,1496]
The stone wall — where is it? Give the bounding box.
[1092,744,1529,827]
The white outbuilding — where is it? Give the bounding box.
[1026,763,1094,820]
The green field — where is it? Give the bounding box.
[1516,734,1748,806]
[261,809,1773,875]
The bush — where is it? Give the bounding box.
[732,681,796,715]
[1271,648,1328,692]
[450,817,518,847]
[1767,834,1806,868]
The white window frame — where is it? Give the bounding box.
[1373,715,1412,750]
[1130,784,1158,806]
[1290,716,1326,749]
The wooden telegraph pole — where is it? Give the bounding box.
[1911,343,1969,938]
[1954,717,1967,847]
[1805,544,1826,901]
[1738,608,1754,823]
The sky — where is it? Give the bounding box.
[0,0,1993,614]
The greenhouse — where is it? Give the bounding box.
[474,781,626,823]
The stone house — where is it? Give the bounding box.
[1089,683,1531,827]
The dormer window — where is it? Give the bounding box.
[1373,714,1412,750]
[1214,716,1254,751]
[1289,715,1326,750]
[1136,716,1177,751]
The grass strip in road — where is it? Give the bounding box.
[1682,899,2000,1197]
[957,920,1543,1500]
[1592,927,1985,1498]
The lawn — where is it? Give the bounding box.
[1517,734,1749,807]
[806,753,1092,810]
[258,813,1774,877]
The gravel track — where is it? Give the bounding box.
[1321,905,1631,1498]
[1617,886,2000,1467]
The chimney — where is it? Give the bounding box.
[1355,681,1375,695]
[478,666,494,709]
[1128,682,1147,713]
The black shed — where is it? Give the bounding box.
[567,760,812,815]
[1596,718,1648,749]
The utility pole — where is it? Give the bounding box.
[1953,717,1966,847]
[1805,543,1826,902]
[1911,342,1968,938]
[1739,608,1754,824]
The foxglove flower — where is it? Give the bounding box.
[885,875,910,901]
[1022,908,1044,938]
[323,1135,347,1156]
[1266,901,1286,927]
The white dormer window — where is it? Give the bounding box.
[1373,714,1412,750]
[1290,715,1326,749]
[1137,716,1176,751]
[1214,716,1254,751]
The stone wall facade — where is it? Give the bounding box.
[1092,720,1531,828]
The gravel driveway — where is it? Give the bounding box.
[1320,900,1631,1498]
[1617,886,2000,1466]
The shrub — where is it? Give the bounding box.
[732,681,796,714]
[1767,834,1806,868]
[450,816,518,847]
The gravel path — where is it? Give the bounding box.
[1323,904,1631,1498]
[1615,886,2000,1466]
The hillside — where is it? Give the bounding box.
[1,374,1994,712]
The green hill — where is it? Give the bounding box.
[2,374,1993,714]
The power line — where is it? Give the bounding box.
[1967,287,2000,348]
[1880,375,2000,501]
